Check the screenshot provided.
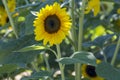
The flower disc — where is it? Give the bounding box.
[44,14,60,33]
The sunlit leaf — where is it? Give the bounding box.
[16,45,46,52]
[58,51,96,66]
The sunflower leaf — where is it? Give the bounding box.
[83,34,114,48]
[93,34,114,48]
[57,51,96,66]
[96,62,120,80]
[16,45,46,52]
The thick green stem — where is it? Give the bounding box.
[69,0,77,51]
[2,0,18,39]
[56,45,65,80]
[111,36,120,66]
[76,0,87,80]
[78,0,86,50]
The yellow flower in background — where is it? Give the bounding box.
[81,60,104,80]
[0,6,8,26]
[85,0,100,16]
[91,25,106,40]
[117,8,120,14]
[33,2,71,46]
[0,0,16,26]
[7,0,16,12]
[41,0,46,2]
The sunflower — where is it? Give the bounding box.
[33,2,71,46]
[81,60,104,80]
[0,0,16,26]
[117,8,120,14]
[91,25,106,40]
[85,0,100,16]
[0,6,8,26]
[7,0,16,12]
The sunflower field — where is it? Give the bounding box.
[0,0,120,80]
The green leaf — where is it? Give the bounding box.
[31,71,51,78]
[16,45,46,52]
[58,51,96,66]
[0,64,18,74]
[57,57,80,65]
[96,62,120,80]
[93,34,114,48]
[83,34,114,48]
[3,51,40,65]
[0,34,41,64]
[25,14,35,35]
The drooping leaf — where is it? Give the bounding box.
[58,51,96,66]
[0,34,41,64]
[16,45,46,52]
[96,62,120,80]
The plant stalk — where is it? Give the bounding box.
[111,36,120,66]
[69,0,77,51]
[56,44,65,80]
[76,0,87,80]
[2,0,18,39]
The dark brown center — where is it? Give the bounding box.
[44,15,61,34]
[86,65,97,77]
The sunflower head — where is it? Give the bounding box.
[33,2,71,46]
[0,6,8,26]
[117,8,120,14]
[7,0,16,12]
[85,0,100,16]
[81,60,104,80]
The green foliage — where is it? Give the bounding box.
[0,64,18,74]
[17,45,46,52]
[58,51,96,66]
[96,62,120,80]
[83,34,114,48]
[0,0,120,80]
